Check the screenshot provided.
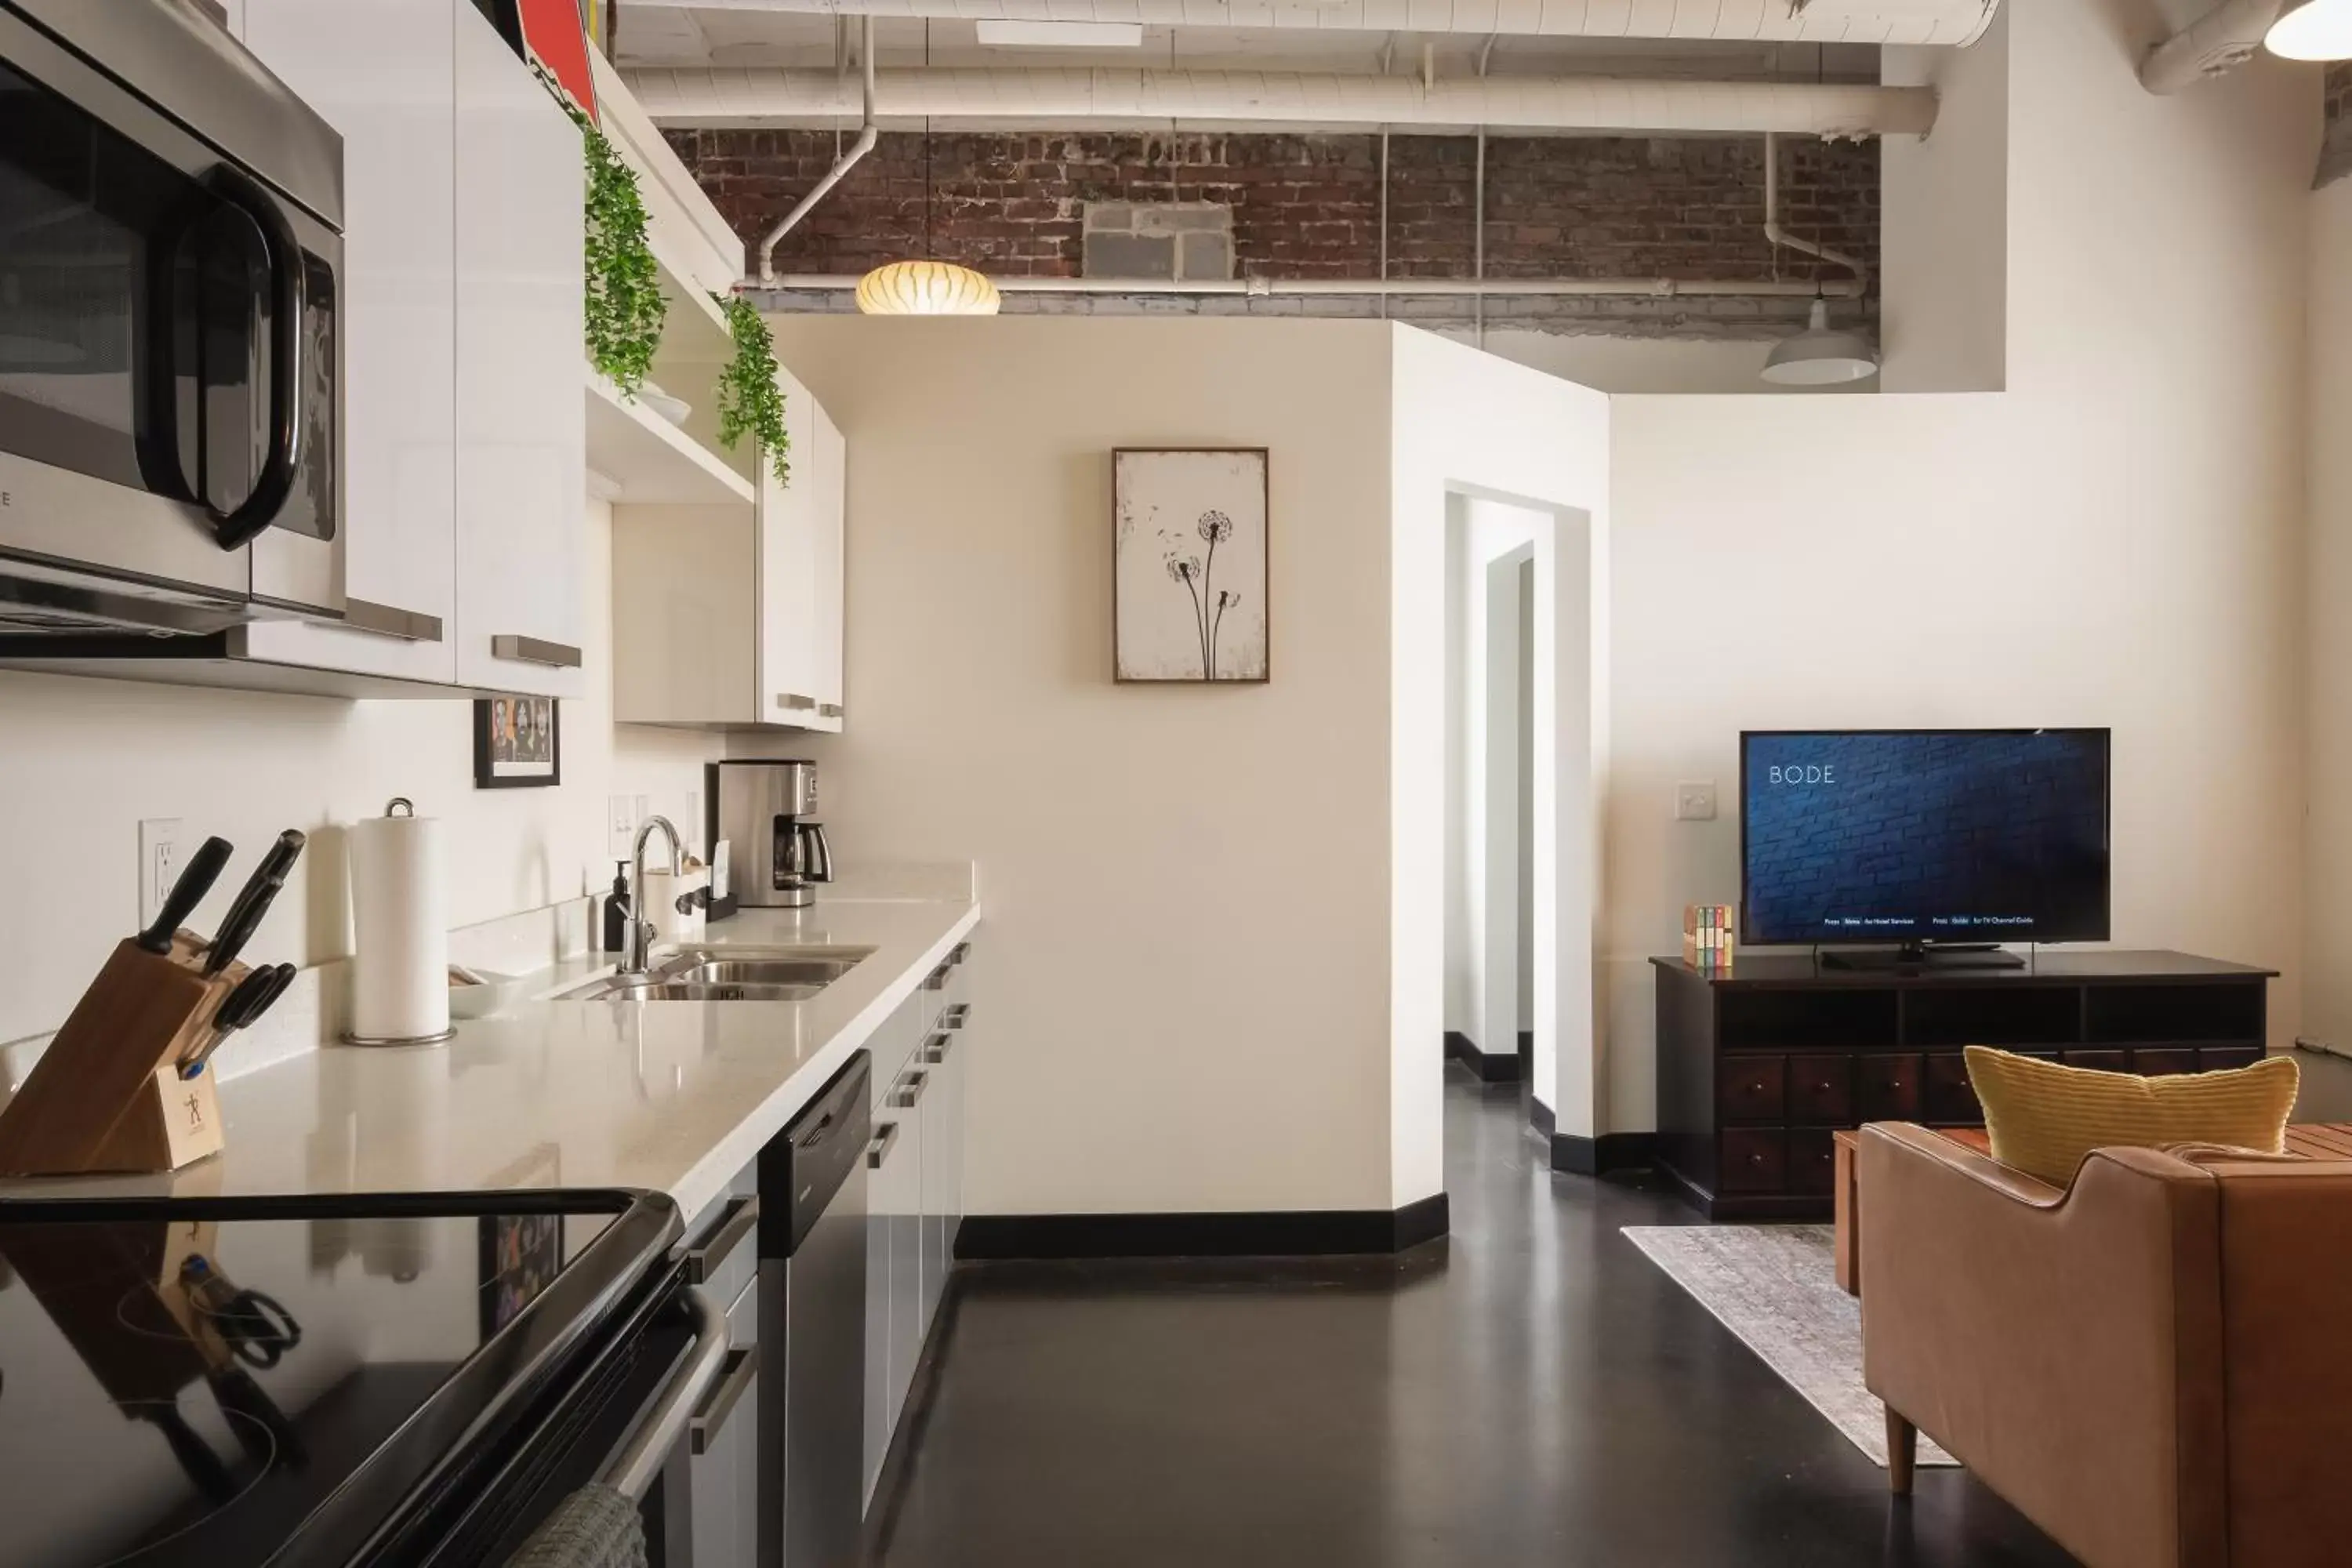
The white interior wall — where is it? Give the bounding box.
[1461,505,1541,1078]
[2305,175,2352,1049]
[1442,502,1475,1043]
[744,316,1399,1216]
[0,499,716,1047]
[1391,326,1610,1203]
[1881,3,2008,392]
[1604,0,2311,1131]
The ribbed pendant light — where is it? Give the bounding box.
[856,76,1000,316]
[856,260,1001,315]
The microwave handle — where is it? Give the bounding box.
[202,168,305,552]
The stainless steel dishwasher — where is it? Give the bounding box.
[758,1051,871,1567]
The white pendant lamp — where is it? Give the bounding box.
[855,260,1002,316]
[2268,0,2352,60]
[1761,299,1879,387]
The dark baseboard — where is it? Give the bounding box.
[1529,1095,1555,1139]
[1443,1030,1523,1084]
[1550,1132,1659,1177]
[956,1192,1450,1261]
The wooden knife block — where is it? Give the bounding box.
[0,933,249,1178]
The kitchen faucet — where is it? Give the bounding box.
[621,815,684,978]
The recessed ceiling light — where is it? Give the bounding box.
[2267,0,2352,60]
[974,20,1145,47]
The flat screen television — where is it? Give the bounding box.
[1740,728,2111,953]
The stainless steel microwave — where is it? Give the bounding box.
[0,0,342,637]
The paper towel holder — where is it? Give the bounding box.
[339,797,458,1049]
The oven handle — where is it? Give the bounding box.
[203,166,305,552]
[597,1283,728,1501]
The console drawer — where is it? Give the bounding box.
[2199,1046,2264,1073]
[1788,1055,1852,1124]
[1719,1130,1786,1192]
[2132,1048,2200,1077]
[1788,1129,1838,1195]
[1717,1056,1787,1125]
[2063,1050,2131,1073]
[1857,1053,1922,1121]
[1924,1054,1982,1124]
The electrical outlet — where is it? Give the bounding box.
[138,818,183,929]
[608,795,637,860]
[1675,782,1718,822]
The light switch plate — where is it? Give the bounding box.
[1675,782,1718,822]
[138,818,183,928]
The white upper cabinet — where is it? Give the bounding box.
[452,2,586,699]
[612,361,845,731]
[237,0,458,682]
[753,363,844,731]
[811,400,847,720]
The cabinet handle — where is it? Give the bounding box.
[891,1070,929,1109]
[818,702,844,719]
[491,633,582,669]
[943,1004,971,1026]
[684,1195,759,1284]
[689,1344,760,1455]
[950,942,971,966]
[867,1122,901,1169]
[775,692,816,711]
[922,1032,954,1065]
[343,597,444,642]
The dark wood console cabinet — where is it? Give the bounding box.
[1650,949,2276,1219]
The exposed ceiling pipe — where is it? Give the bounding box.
[2140,0,2285,93]
[632,68,1937,137]
[755,273,1867,297]
[758,14,877,283]
[1761,129,1867,289]
[621,0,2003,48]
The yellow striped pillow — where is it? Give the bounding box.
[1963,1045,2298,1186]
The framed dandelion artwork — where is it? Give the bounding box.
[1112,447,1270,684]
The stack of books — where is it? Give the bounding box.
[1683,906,1736,971]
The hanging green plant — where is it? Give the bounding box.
[712,292,790,488]
[564,98,664,395]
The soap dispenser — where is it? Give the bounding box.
[601,861,632,953]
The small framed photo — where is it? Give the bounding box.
[474,695,561,788]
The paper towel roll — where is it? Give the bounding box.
[347,798,451,1044]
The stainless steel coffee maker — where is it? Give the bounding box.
[709,760,834,909]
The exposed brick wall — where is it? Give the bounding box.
[2323,63,2352,187]
[668,128,1878,293]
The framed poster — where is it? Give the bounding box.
[474,696,561,788]
[1112,448,1270,684]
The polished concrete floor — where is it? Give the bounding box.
[877,1073,2077,1567]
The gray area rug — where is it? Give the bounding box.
[1621,1224,1957,1468]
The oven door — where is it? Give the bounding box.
[0,5,339,619]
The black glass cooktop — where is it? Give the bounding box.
[0,1192,673,1568]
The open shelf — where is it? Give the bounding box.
[583,370,754,506]
[654,238,735,365]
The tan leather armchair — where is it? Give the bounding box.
[1857,1122,2352,1568]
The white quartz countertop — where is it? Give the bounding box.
[0,898,979,1223]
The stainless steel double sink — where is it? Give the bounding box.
[561,946,874,1004]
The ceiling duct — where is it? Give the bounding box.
[2140,0,2285,92]
[629,67,1937,136]
[622,0,2002,48]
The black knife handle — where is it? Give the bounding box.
[137,837,234,955]
[205,829,307,975]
